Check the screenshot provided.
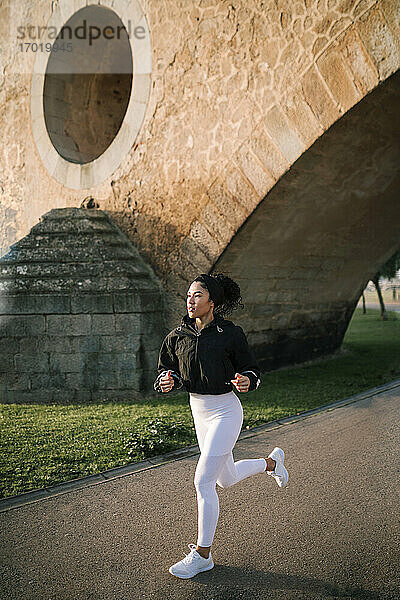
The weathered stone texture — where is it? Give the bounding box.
[316,47,362,111]
[356,5,400,79]
[302,64,341,128]
[0,209,164,402]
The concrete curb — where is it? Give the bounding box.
[1,378,400,513]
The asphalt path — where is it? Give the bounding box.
[0,384,399,600]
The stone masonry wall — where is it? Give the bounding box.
[0,209,164,402]
[214,68,400,369]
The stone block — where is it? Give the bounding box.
[206,179,247,230]
[281,84,324,148]
[281,327,305,342]
[263,105,305,164]
[142,331,166,352]
[356,6,400,80]
[29,372,67,390]
[200,203,235,247]
[91,314,116,335]
[250,126,289,180]
[302,65,340,129]
[270,314,291,329]
[135,286,154,310]
[290,311,313,329]
[71,294,114,314]
[47,314,91,335]
[0,384,9,402]
[62,335,98,353]
[163,296,186,329]
[114,314,142,335]
[65,372,90,390]
[379,0,400,41]
[0,382,7,403]
[329,14,353,38]
[0,372,30,391]
[252,304,282,317]
[234,145,275,197]
[0,315,46,336]
[0,278,25,294]
[19,336,50,354]
[225,166,260,213]
[337,27,378,95]
[87,370,119,390]
[113,291,160,313]
[163,272,190,301]
[183,225,217,265]
[42,208,101,221]
[96,352,139,371]
[118,369,143,390]
[79,352,103,372]
[0,294,70,314]
[14,353,49,373]
[49,353,83,373]
[113,291,141,313]
[144,349,160,372]
[0,337,19,353]
[317,48,362,112]
[267,290,297,303]
[140,318,166,341]
[277,279,310,292]
[352,0,380,20]
[0,354,14,373]
[98,335,141,353]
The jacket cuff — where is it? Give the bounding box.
[240,371,260,391]
[153,370,183,393]
[171,371,184,390]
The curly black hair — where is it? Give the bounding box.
[197,272,244,317]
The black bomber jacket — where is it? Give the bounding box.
[154,313,261,395]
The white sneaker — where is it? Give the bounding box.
[169,543,214,579]
[267,447,288,488]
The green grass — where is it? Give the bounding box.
[1,307,399,499]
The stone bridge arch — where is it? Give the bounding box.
[212,69,400,368]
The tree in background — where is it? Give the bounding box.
[370,248,400,320]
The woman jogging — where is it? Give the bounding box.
[154,273,288,579]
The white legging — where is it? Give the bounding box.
[190,391,267,547]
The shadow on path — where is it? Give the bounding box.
[190,566,384,599]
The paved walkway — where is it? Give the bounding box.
[1,382,399,600]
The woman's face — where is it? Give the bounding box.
[186,281,214,319]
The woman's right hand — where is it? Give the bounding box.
[159,370,174,392]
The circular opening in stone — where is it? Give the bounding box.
[43,6,133,164]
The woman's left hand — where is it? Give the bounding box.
[231,373,250,392]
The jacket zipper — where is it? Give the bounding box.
[195,328,200,364]
[182,319,233,390]
[187,320,218,385]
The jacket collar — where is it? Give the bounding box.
[179,313,225,333]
